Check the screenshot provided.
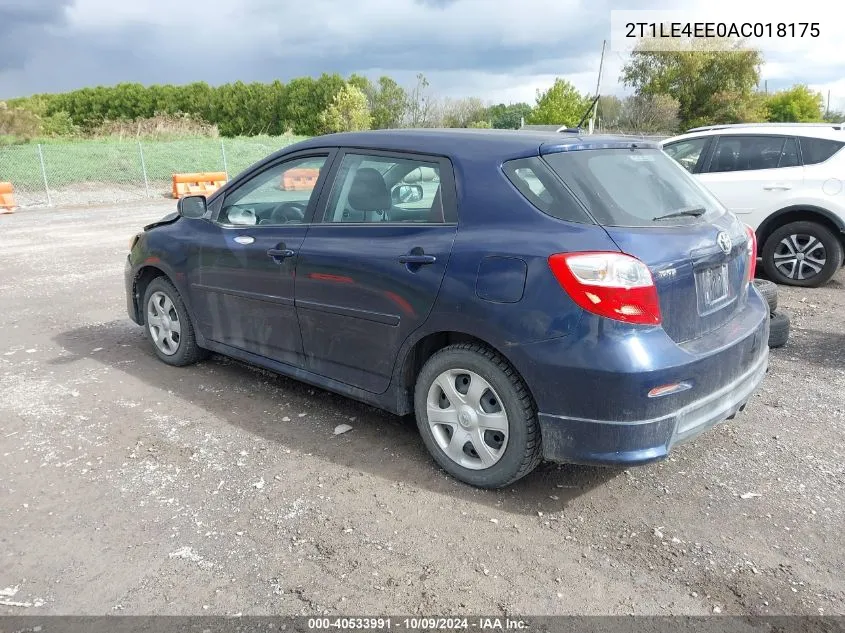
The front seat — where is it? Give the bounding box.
[346,167,391,222]
[712,145,737,172]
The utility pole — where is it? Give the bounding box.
[826,90,831,116]
[588,40,606,135]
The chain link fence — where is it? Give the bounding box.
[0,136,306,208]
[0,131,673,209]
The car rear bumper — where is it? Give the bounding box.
[537,345,768,465]
[518,285,770,466]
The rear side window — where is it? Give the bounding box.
[799,137,845,165]
[502,157,592,224]
[543,148,727,228]
[706,135,795,173]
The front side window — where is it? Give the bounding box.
[707,136,793,173]
[662,137,708,173]
[218,156,328,226]
[543,147,727,228]
[322,154,445,224]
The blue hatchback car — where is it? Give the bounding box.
[125,129,770,488]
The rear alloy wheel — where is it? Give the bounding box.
[414,343,542,489]
[762,221,843,288]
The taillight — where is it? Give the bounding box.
[745,225,757,281]
[548,252,662,325]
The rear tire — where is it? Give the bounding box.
[752,278,778,314]
[142,277,208,366]
[761,221,843,288]
[413,343,542,489]
[768,310,791,349]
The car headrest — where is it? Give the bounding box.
[348,168,390,211]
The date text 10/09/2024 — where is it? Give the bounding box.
[307,618,529,631]
[625,22,820,38]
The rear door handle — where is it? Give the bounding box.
[267,248,295,262]
[763,183,792,190]
[398,254,436,265]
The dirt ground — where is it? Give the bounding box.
[0,202,843,616]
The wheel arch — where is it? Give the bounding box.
[132,265,169,325]
[132,264,196,326]
[392,330,536,416]
[756,205,845,253]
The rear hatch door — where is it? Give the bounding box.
[541,142,751,344]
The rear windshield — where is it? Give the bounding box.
[543,147,727,228]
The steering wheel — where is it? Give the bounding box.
[270,202,306,224]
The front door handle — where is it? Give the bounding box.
[267,248,296,262]
[763,183,792,190]
[398,254,437,265]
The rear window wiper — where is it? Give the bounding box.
[652,207,706,221]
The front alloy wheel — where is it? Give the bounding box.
[141,276,207,366]
[762,221,843,288]
[771,233,826,282]
[147,290,182,356]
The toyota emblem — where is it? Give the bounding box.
[717,231,732,254]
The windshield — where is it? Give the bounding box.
[543,148,727,228]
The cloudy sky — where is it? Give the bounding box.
[1,0,843,111]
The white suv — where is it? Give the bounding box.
[661,123,845,287]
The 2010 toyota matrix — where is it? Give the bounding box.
[125,129,769,488]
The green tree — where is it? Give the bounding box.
[0,102,43,141]
[526,79,590,126]
[486,103,532,129]
[441,97,487,127]
[406,73,437,127]
[618,94,680,133]
[319,84,371,133]
[766,85,824,122]
[347,74,372,95]
[621,37,763,128]
[370,76,407,129]
[595,96,623,130]
[825,108,845,123]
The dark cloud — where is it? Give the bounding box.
[0,0,840,102]
[0,0,72,71]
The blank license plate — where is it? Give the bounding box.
[696,263,730,313]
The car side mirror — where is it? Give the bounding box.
[391,183,424,204]
[177,195,207,219]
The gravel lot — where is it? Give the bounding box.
[0,202,843,616]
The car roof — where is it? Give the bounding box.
[662,125,845,145]
[280,129,661,163]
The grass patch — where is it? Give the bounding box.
[0,135,309,190]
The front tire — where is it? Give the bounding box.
[142,277,207,366]
[761,221,843,287]
[413,343,542,489]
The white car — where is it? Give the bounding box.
[661,123,845,287]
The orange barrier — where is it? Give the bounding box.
[172,172,227,199]
[280,168,319,191]
[0,182,16,214]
